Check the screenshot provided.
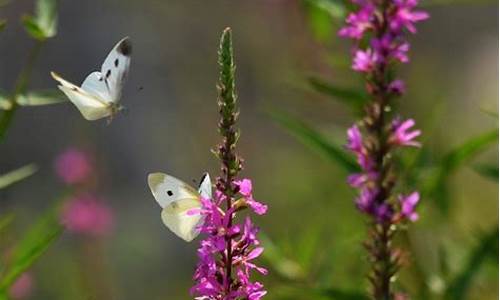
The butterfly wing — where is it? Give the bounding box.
[51,71,111,120]
[148,172,203,241]
[99,37,132,103]
[161,198,204,242]
[198,173,212,199]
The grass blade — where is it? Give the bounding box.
[444,225,498,300]
[0,164,38,190]
[308,76,366,110]
[268,109,359,173]
[0,207,63,292]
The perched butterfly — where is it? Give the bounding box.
[148,172,211,242]
[51,37,132,121]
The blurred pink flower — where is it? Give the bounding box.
[54,148,92,185]
[399,192,420,221]
[9,273,33,299]
[61,194,114,237]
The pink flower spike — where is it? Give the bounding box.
[54,148,92,185]
[399,192,420,221]
[61,194,114,237]
[389,118,422,147]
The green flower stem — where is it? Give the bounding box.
[0,40,45,142]
[215,27,243,295]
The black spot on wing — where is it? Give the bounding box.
[117,38,132,56]
[105,69,111,78]
[167,190,173,196]
[114,58,119,67]
[198,173,208,189]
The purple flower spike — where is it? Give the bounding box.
[400,192,420,221]
[389,118,422,147]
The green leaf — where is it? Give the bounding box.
[16,90,66,106]
[0,207,63,292]
[303,0,346,42]
[0,91,12,110]
[308,76,366,109]
[21,16,46,41]
[0,164,38,190]
[473,163,498,181]
[425,129,499,213]
[444,225,499,300]
[268,109,359,173]
[22,0,58,40]
[260,233,305,280]
[442,129,498,172]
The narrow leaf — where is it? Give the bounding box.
[21,16,45,40]
[268,109,359,173]
[16,90,66,106]
[425,129,498,213]
[260,233,304,280]
[442,129,498,172]
[308,76,366,109]
[0,91,12,110]
[35,0,57,38]
[0,208,63,292]
[0,164,38,190]
[445,225,499,300]
[21,0,58,40]
[473,163,498,181]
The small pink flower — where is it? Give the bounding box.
[235,179,252,196]
[391,0,429,34]
[54,148,92,185]
[61,194,114,237]
[338,4,375,39]
[399,192,420,221]
[388,79,406,95]
[389,118,421,147]
[347,172,378,188]
[352,49,376,72]
[346,125,363,152]
[235,179,268,215]
[9,273,33,299]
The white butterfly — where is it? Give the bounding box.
[51,37,132,121]
[148,172,212,242]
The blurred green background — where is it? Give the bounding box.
[0,0,497,299]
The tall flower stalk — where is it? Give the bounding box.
[191,28,268,300]
[339,0,428,299]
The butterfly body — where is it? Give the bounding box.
[148,172,212,242]
[51,37,132,121]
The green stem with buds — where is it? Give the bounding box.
[214,27,243,296]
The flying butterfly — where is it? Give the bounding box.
[148,172,212,242]
[51,37,132,121]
